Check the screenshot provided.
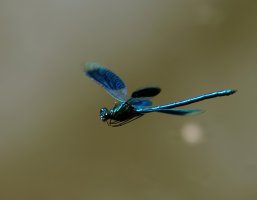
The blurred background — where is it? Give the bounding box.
[0,0,256,199]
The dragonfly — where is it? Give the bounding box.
[84,62,237,127]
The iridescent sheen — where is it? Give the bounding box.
[84,62,237,127]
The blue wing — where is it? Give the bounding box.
[135,90,237,113]
[128,98,153,108]
[131,87,161,98]
[156,108,204,115]
[84,62,127,102]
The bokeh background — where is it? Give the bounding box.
[0,0,256,199]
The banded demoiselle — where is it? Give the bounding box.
[84,63,236,127]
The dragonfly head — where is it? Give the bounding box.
[99,107,111,122]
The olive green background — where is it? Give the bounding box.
[0,0,256,200]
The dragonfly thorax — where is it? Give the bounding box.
[99,107,111,121]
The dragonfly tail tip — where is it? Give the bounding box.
[229,89,237,95]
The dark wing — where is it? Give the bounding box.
[131,87,161,98]
[134,106,203,115]
[84,62,127,102]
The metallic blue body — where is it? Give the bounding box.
[135,90,236,113]
[84,62,237,127]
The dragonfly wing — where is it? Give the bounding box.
[84,62,127,102]
[135,107,204,115]
[128,98,153,108]
[157,108,204,115]
[131,87,161,98]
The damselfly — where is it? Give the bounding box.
[84,63,236,127]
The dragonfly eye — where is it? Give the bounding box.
[99,107,110,121]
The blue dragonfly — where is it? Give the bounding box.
[84,62,236,127]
